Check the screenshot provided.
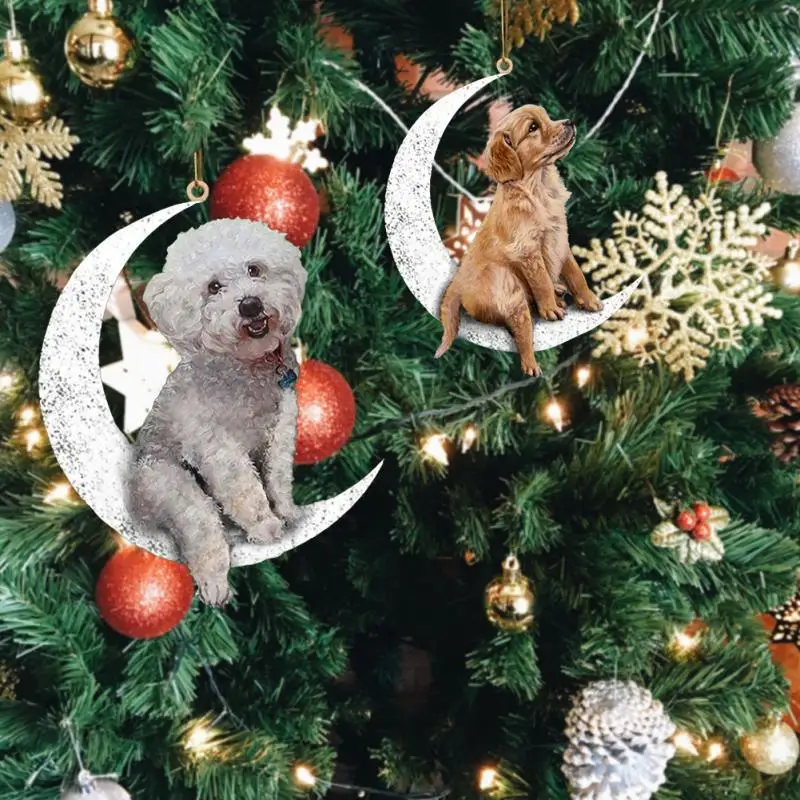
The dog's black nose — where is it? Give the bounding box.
[238,296,264,318]
[565,119,574,128]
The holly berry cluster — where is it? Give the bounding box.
[676,502,713,542]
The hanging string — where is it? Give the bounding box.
[497,0,513,74]
[186,149,209,202]
[5,0,16,37]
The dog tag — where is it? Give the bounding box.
[278,368,297,389]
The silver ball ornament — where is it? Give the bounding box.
[753,103,800,195]
[0,202,15,252]
[740,719,799,776]
[60,773,131,800]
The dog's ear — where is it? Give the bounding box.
[143,272,202,355]
[484,131,523,183]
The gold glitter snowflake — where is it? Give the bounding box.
[573,172,781,381]
[0,113,79,209]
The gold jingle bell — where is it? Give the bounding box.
[484,555,534,632]
[64,0,138,89]
[740,718,800,775]
[0,31,50,123]
[772,241,800,296]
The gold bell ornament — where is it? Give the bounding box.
[0,31,50,122]
[771,241,800,296]
[740,717,800,775]
[484,555,534,632]
[64,0,138,89]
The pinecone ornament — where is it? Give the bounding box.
[753,384,800,464]
[562,680,676,800]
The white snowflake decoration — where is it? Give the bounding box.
[573,172,782,381]
[243,107,328,174]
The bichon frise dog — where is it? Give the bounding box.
[126,218,307,606]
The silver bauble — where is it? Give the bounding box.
[61,775,131,800]
[0,202,15,252]
[753,103,800,195]
[740,719,800,776]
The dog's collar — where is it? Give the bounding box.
[256,341,297,389]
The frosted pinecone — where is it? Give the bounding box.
[562,680,676,800]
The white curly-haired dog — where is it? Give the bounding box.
[126,218,307,606]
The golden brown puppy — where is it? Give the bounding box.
[435,105,602,375]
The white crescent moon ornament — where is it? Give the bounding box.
[39,202,383,568]
[384,75,641,352]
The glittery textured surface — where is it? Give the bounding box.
[754,104,800,195]
[61,778,132,800]
[210,154,320,247]
[294,359,356,465]
[39,203,383,568]
[0,201,15,252]
[385,76,641,351]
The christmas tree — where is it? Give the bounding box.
[1,0,800,797]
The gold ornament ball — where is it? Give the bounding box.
[740,720,800,775]
[0,33,50,123]
[772,242,800,296]
[484,555,534,632]
[64,0,138,89]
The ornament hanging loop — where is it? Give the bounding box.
[496,0,513,74]
[186,149,209,202]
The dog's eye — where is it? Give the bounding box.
[529,122,539,134]
[247,263,261,277]
[207,280,221,295]
[503,133,512,146]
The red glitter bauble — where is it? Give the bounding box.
[96,547,194,639]
[210,154,320,248]
[706,165,740,183]
[294,359,356,465]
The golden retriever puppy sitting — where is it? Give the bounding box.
[435,105,602,376]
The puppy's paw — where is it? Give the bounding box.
[246,515,283,543]
[538,303,566,321]
[520,356,542,377]
[575,291,603,312]
[555,295,567,310]
[195,572,232,608]
[273,501,300,523]
[230,488,271,528]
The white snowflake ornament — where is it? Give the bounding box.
[573,172,781,380]
[563,680,676,800]
[243,107,328,174]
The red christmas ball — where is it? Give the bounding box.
[691,522,713,542]
[210,154,320,248]
[96,547,194,639]
[693,502,712,522]
[676,510,697,532]
[706,165,739,183]
[294,359,356,465]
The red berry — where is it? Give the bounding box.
[676,511,697,532]
[691,522,712,541]
[693,503,712,522]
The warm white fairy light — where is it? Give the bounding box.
[706,740,726,762]
[0,371,14,392]
[669,629,701,657]
[184,722,215,755]
[18,406,36,426]
[478,766,498,790]
[575,365,592,388]
[461,424,478,453]
[625,324,648,350]
[294,765,317,787]
[422,433,449,465]
[43,482,72,504]
[673,730,700,757]
[545,399,564,432]
[782,259,800,290]
[24,429,41,452]
[243,107,328,174]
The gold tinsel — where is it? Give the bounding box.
[494,0,580,48]
[0,113,79,208]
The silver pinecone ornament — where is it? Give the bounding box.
[562,680,676,800]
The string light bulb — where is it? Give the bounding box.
[544,398,565,432]
[0,371,14,392]
[24,429,41,452]
[421,433,449,465]
[18,405,36,425]
[478,766,498,791]
[461,424,478,452]
[43,482,72,504]
[705,739,726,762]
[626,324,648,351]
[294,765,317,787]
[673,730,700,757]
[575,365,592,388]
[668,628,701,659]
[184,722,214,755]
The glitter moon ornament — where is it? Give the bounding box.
[740,719,800,775]
[754,103,800,195]
[64,0,139,90]
[384,75,641,355]
[39,201,383,568]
